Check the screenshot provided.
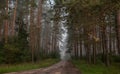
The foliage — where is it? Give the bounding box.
[0,16,30,64]
[0,0,5,9]
[0,0,120,67]
[3,43,21,63]
[0,42,4,63]
[110,55,120,63]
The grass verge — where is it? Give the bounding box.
[72,60,120,74]
[0,59,120,74]
[0,59,59,74]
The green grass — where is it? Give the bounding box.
[0,59,120,74]
[72,60,120,74]
[0,59,59,74]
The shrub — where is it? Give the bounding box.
[110,55,120,63]
[3,44,21,64]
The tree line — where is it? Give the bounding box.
[66,0,120,66]
[0,0,120,66]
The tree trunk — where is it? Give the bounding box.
[102,26,110,66]
[93,27,96,64]
[29,3,35,63]
[11,0,17,36]
[36,0,42,60]
[93,43,96,64]
[109,25,112,53]
[116,10,120,54]
[4,0,9,43]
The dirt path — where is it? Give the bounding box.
[5,61,81,74]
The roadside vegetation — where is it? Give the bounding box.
[72,60,120,74]
[0,58,120,74]
[0,59,59,74]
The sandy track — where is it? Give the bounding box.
[5,61,81,74]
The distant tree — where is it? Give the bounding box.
[4,0,9,43]
[11,0,18,36]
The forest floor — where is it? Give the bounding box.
[72,60,120,74]
[0,59,120,74]
[0,59,59,74]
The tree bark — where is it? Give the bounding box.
[11,0,17,36]
[4,0,9,43]
[102,26,110,66]
[29,2,35,62]
[116,10,120,54]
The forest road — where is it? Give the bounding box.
[5,61,81,74]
